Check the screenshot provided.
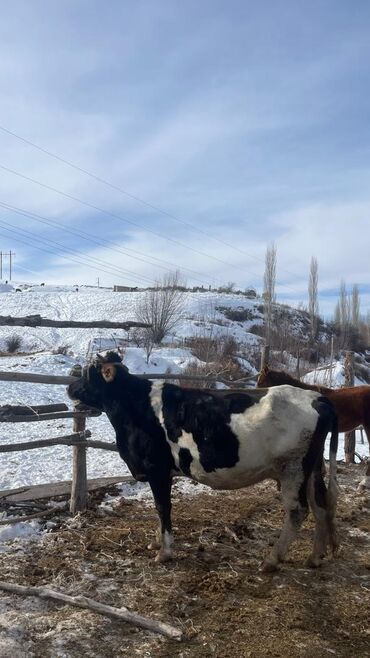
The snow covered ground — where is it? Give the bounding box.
[0,284,368,547]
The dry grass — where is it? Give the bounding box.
[0,465,369,657]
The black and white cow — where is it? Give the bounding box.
[68,352,339,572]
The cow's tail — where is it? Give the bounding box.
[327,407,339,554]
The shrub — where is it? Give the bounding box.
[185,336,220,362]
[216,306,258,322]
[53,345,71,355]
[179,361,216,389]
[5,334,22,353]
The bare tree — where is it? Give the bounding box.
[339,280,350,329]
[308,256,319,341]
[334,280,351,349]
[136,271,186,344]
[351,283,360,328]
[263,243,277,345]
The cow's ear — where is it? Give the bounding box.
[101,363,117,383]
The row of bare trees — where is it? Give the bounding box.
[262,244,369,366]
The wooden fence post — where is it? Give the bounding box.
[260,345,270,371]
[344,351,356,464]
[69,365,88,514]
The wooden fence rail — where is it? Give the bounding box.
[0,314,150,330]
[0,370,257,386]
[0,410,102,423]
[0,433,118,453]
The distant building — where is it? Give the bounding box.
[113,285,138,292]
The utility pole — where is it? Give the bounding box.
[1,251,15,280]
[9,250,14,280]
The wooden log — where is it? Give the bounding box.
[0,314,151,330]
[0,409,101,423]
[70,366,88,515]
[0,581,182,641]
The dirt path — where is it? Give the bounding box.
[0,464,369,658]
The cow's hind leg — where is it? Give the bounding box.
[306,471,330,567]
[148,476,173,563]
[261,470,309,573]
[307,462,339,568]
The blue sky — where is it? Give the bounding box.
[0,0,369,315]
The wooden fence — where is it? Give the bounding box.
[0,367,257,520]
[0,370,119,517]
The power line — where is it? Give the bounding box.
[0,123,307,282]
[1,161,305,296]
[0,162,265,287]
[0,201,214,286]
[0,220,160,286]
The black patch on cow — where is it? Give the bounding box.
[220,392,259,415]
[161,385,267,474]
[178,447,193,476]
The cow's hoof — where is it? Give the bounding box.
[305,555,322,569]
[260,559,279,573]
[155,550,172,563]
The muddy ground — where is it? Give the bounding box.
[0,463,369,658]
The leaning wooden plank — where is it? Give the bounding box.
[0,475,136,503]
[0,409,101,422]
[0,581,182,641]
[0,486,30,499]
[0,314,151,330]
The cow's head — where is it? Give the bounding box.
[67,351,128,410]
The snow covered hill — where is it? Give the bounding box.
[0,284,262,358]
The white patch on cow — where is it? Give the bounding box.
[149,381,165,424]
[149,381,203,471]
[171,429,202,471]
[163,530,174,552]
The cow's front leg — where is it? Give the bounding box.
[148,476,173,563]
